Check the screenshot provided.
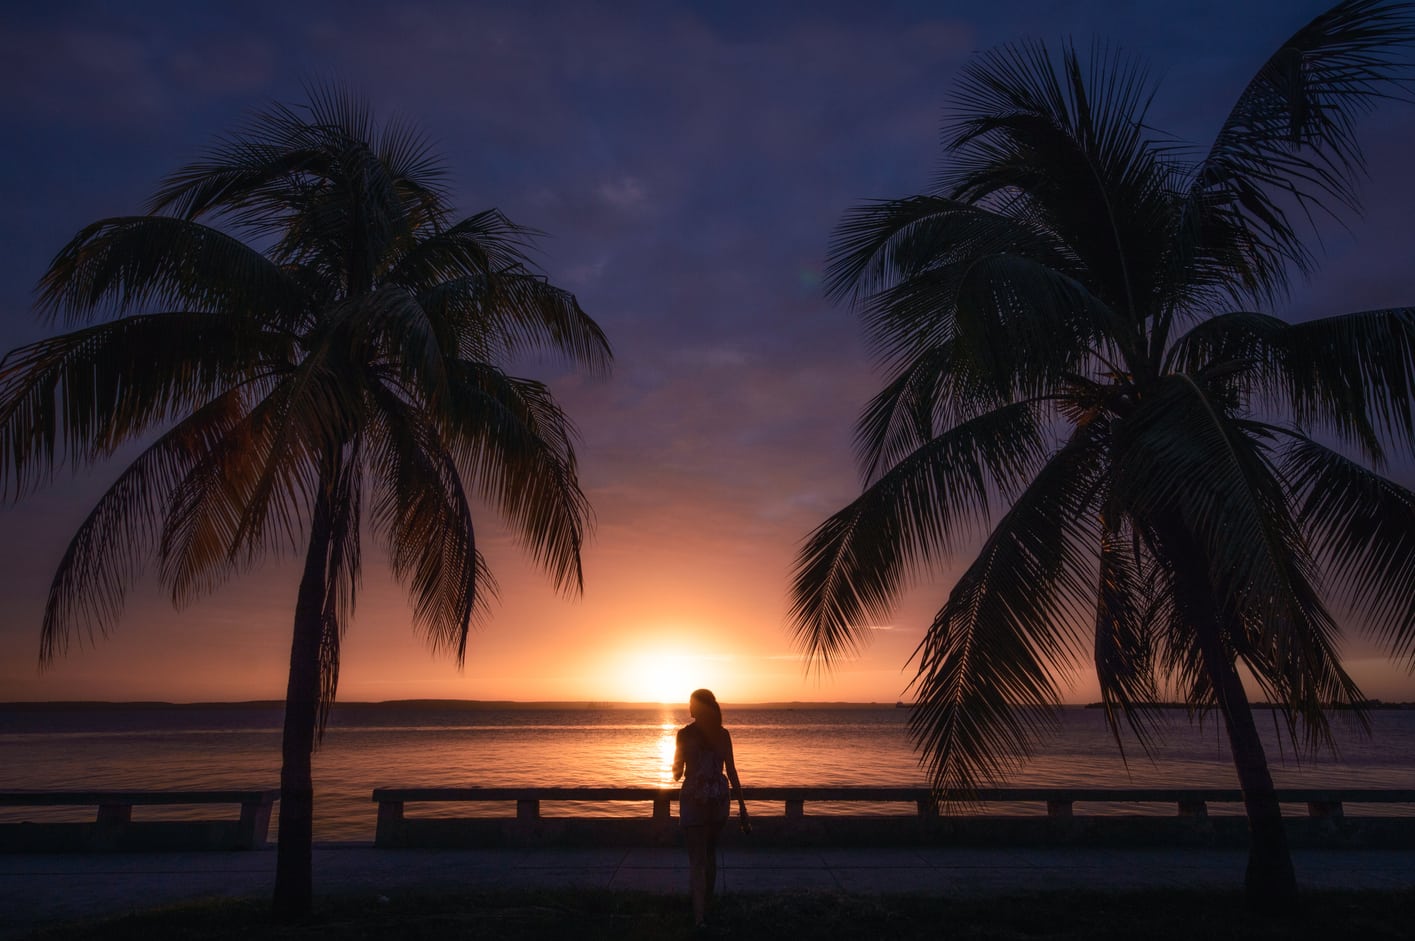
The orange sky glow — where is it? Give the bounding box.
[4,457,1413,705]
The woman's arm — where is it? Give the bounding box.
[672,731,685,782]
[724,730,747,818]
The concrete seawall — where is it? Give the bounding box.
[372,786,1415,850]
[381,813,1415,850]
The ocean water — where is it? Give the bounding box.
[2,702,1413,842]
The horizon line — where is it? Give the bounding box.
[1,698,913,709]
[5,698,1412,709]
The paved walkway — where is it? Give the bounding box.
[3,844,1414,938]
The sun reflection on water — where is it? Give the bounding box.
[657,718,678,785]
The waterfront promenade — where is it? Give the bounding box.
[4,844,1414,939]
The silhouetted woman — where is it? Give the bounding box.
[672,688,747,929]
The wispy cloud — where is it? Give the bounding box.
[596,176,649,212]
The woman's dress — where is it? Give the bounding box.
[677,723,729,827]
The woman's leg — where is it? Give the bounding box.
[685,825,709,925]
[704,822,721,904]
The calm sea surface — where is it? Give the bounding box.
[3,703,1413,841]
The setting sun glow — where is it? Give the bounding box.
[618,650,716,704]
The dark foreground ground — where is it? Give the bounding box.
[5,845,1413,939]
[20,887,1415,941]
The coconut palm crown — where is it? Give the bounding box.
[791,0,1415,905]
[0,89,610,914]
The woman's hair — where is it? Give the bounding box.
[690,688,723,729]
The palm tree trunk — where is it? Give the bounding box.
[1159,516,1296,908]
[272,486,334,919]
[1193,618,1297,909]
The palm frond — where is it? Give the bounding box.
[938,39,1177,329]
[1275,308,1415,460]
[328,285,450,408]
[374,112,449,234]
[0,315,283,499]
[38,389,250,664]
[315,454,363,740]
[1286,436,1415,667]
[790,402,1046,671]
[394,208,609,373]
[151,90,450,292]
[1141,523,1225,719]
[1170,307,1415,461]
[1167,309,1289,375]
[1187,0,1415,300]
[155,347,355,605]
[147,104,336,224]
[854,341,979,482]
[35,216,302,328]
[1092,513,1163,758]
[827,196,1116,401]
[826,196,1036,302]
[828,196,1095,313]
[156,392,307,604]
[1111,376,1291,605]
[878,252,1110,388]
[366,380,489,664]
[387,210,545,285]
[444,273,612,377]
[440,361,590,596]
[907,423,1106,795]
[1113,377,1361,746]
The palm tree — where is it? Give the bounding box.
[0,89,610,916]
[791,0,1415,908]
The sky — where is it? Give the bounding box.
[1,0,1413,706]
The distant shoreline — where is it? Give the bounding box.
[0,699,909,711]
[6,698,1413,711]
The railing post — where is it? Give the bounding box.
[517,799,540,822]
[375,800,405,847]
[653,790,671,823]
[916,798,938,818]
[785,799,804,819]
[1046,800,1073,818]
[1307,800,1344,820]
[96,803,131,825]
[1177,799,1208,819]
[238,795,276,849]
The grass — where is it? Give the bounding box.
[21,888,1415,941]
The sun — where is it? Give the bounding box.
[618,650,709,704]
